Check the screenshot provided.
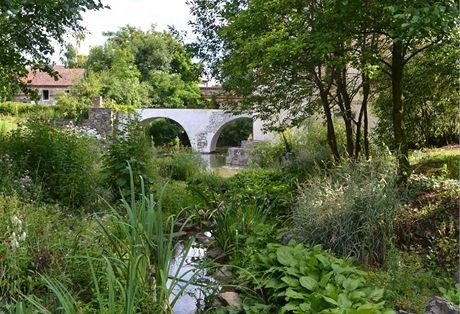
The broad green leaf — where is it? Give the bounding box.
[338,293,352,308]
[367,288,384,301]
[322,295,338,305]
[277,246,298,267]
[265,278,288,289]
[343,278,361,291]
[300,276,318,290]
[281,276,300,288]
[285,288,306,300]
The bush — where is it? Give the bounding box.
[0,101,85,120]
[227,168,295,217]
[396,174,460,275]
[102,117,157,199]
[239,242,394,313]
[0,195,100,302]
[248,120,346,179]
[292,156,399,264]
[158,149,205,181]
[0,120,102,208]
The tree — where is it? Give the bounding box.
[86,26,204,108]
[373,39,459,149]
[189,0,459,176]
[189,0,374,160]
[0,0,105,100]
[340,0,459,178]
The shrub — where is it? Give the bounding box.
[227,168,295,217]
[158,149,205,181]
[0,120,103,208]
[240,242,394,313]
[396,174,460,275]
[102,117,157,199]
[248,120,346,179]
[0,195,100,302]
[292,156,399,264]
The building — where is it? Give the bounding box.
[15,65,85,104]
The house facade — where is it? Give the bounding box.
[14,65,84,104]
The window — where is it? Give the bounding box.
[42,90,49,100]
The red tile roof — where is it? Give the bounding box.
[25,65,85,87]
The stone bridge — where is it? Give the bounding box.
[138,108,260,153]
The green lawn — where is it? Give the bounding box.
[411,146,460,179]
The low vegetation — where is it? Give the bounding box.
[0,109,457,313]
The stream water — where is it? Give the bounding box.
[169,237,218,314]
[167,148,244,313]
[200,149,244,177]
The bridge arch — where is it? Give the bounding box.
[137,108,254,153]
[141,116,192,147]
[209,116,253,152]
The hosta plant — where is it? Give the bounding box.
[242,242,396,314]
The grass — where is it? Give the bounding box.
[411,146,460,179]
[368,248,449,313]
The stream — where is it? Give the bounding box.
[167,148,244,313]
[170,236,219,314]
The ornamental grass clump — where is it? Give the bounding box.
[292,156,399,265]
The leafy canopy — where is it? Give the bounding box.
[0,0,105,100]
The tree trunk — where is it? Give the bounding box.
[391,41,410,180]
[357,73,370,159]
[336,69,354,158]
[319,88,340,162]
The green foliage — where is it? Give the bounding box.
[147,118,190,147]
[372,41,459,149]
[0,195,100,303]
[249,120,345,179]
[368,249,450,313]
[439,284,460,308]
[240,242,394,313]
[0,0,104,100]
[210,201,276,257]
[154,180,204,217]
[102,117,156,198]
[227,168,295,217]
[158,149,205,181]
[95,168,197,313]
[396,174,460,275]
[0,101,81,120]
[292,157,399,264]
[411,147,460,179]
[86,25,203,108]
[216,118,253,147]
[0,120,102,208]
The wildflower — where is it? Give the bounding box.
[11,238,19,249]
[37,230,44,235]
[0,254,4,260]
[4,239,11,244]
[19,232,26,242]
[11,216,22,227]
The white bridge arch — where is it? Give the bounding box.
[137,109,256,153]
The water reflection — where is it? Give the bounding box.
[200,148,245,177]
[170,242,218,314]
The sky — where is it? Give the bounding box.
[55,0,195,58]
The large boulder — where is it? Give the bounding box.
[425,297,460,314]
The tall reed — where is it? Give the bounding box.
[23,164,197,313]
